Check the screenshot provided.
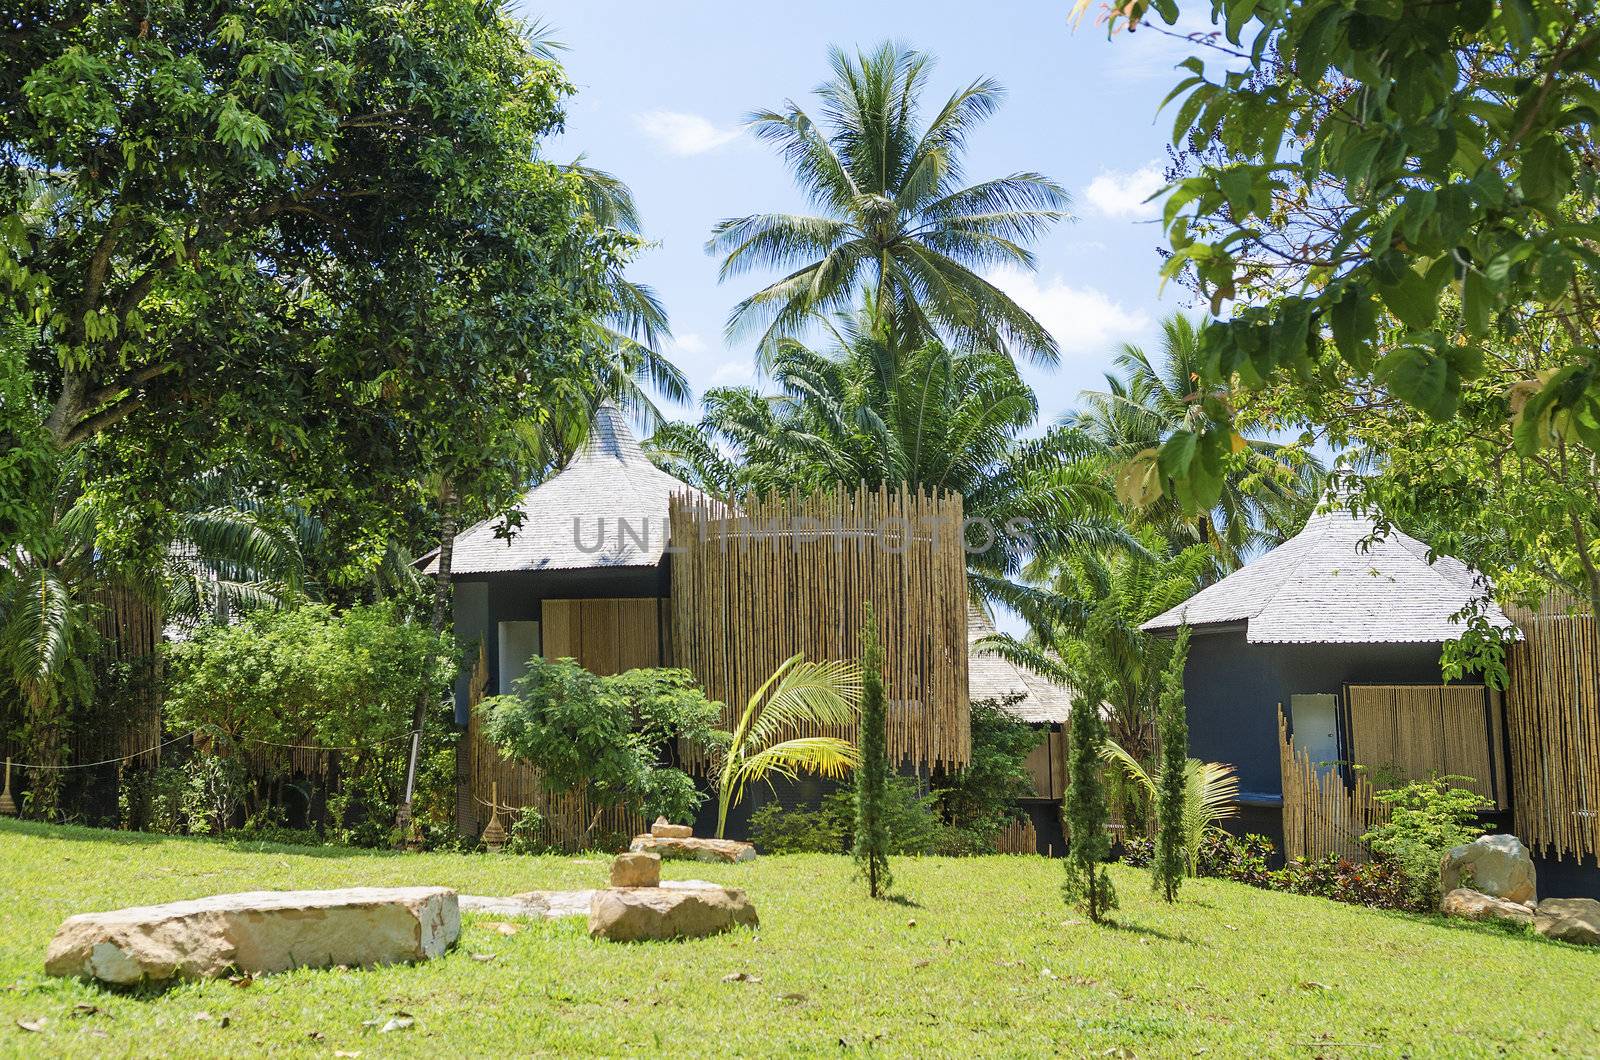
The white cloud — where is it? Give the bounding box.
[632,110,740,156]
[666,332,708,356]
[1084,164,1165,220]
[987,266,1152,357]
[707,359,756,387]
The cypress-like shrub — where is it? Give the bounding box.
[1153,628,1191,901]
[1062,681,1117,922]
[854,603,892,898]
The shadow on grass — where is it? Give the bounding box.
[883,894,924,909]
[1100,919,1192,944]
[0,817,399,861]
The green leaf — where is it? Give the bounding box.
[1378,347,1456,419]
[1461,268,1493,337]
[1521,136,1569,203]
[1377,267,1441,330]
[1330,285,1377,370]
[1157,430,1199,482]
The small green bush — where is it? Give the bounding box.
[1362,776,1489,909]
[932,699,1043,852]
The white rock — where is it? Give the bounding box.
[45,888,459,985]
[1440,835,1537,906]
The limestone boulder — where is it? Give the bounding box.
[650,816,694,839]
[630,834,757,863]
[611,852,661,888]
[45,888,459,986]
[1441,888,1534,926]
[1440,835,1537,906]
[588,883,758,942]
[1534,897,1600,946]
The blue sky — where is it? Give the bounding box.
[521,0,1225,426]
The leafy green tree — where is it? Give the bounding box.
[3,0,615,577]
[1152,629,1191,901]
[477,659,725,843]
[1062,683,1118,923]
[716,654,863,838]
[709,42,1069,364]
[1083,0,1600,612]
[854,605,892,897]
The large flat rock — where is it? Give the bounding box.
[45,888,459,986]
[589,884,758,942]
[462,881,724,920]
[629,835,757,863]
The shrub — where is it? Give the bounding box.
[750,775,949,855]
[1152,628,1190,901]
[165,602,457,843]
[1271,854,1415,911]
[1063,683,1117,922]
[1362,776,1489,910]
[932,699,1044,852]
[478,658,724,839]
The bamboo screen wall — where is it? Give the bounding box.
[462,608,654,851]
[1278,709,1389,863]
[669,484,971,771]
[1345,684,1504,809]
[1505,611,1600,860]
[995,816,1039,855]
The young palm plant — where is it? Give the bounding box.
[1099,740,1240,875]
[715,653,864,839]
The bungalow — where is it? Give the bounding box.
[433,404,1066,849]
[1142,500,1600,897]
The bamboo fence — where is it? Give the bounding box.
[668,483,971,771]
[1504,610,1600,860]
[1278,709,1389,863]
[995,816,1039,855]
[1345,684,1503,808]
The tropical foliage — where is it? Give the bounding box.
[716,654,863,839]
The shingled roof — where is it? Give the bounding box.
[967,606,1075,724]
[427,405,710,575]
[1141,503,1513,644]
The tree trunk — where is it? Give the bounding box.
[395,487,456,844]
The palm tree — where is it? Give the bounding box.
[708,42,1070,366]
[716,653,864,838]
[649,304,1135,611]
[1069,314,1324,574]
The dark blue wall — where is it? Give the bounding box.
[451,565,669,723]
[1184,627,1451,797]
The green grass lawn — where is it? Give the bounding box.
[0,819,1593,1058]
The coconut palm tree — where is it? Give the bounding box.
[1069,314,1325,574]
[708,41,1070,366]
[716,653,864,839]
[649,304,1135,613]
